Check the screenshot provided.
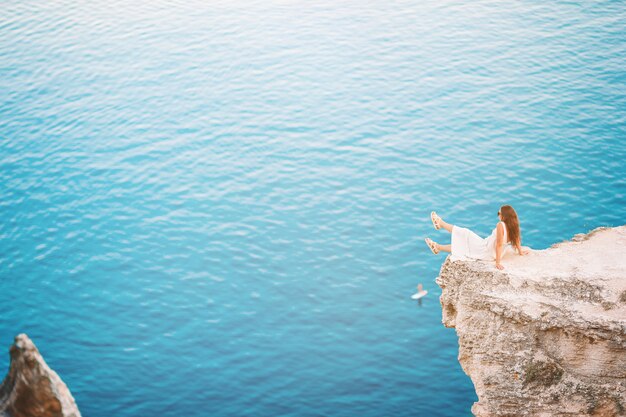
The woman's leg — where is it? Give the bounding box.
[438,217,454,233]
[437,243,451,253]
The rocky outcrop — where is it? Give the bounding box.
[0,334,81,417]
[437,226,626,417]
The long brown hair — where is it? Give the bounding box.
[500,205,521,248]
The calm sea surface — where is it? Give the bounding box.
[1,1,625,416]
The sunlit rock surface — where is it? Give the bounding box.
[0,334,81,417]
[437,226,626,417]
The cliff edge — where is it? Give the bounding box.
[0,334,81,417]
[437,226,626,417]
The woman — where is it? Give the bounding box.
[425,205,530,270]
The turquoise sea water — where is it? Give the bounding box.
[1,1,625,416]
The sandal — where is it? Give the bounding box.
[425,238,439,255]
[431,211,441,230]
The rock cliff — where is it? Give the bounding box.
[437,226,626,417]
[0,334,81,417]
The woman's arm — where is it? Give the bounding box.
[495,223,504,269]
[517,245,530,256]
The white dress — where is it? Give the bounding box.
[450,221,512,261]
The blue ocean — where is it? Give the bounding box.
[1,1,625,416]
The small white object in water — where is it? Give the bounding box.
[411,290,428,300]
[412,283,427,299]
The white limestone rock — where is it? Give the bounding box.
[437,226,626,417]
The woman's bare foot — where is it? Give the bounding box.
[425,238,439,254]
[431,211,442,230]
[431,211,454,233]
